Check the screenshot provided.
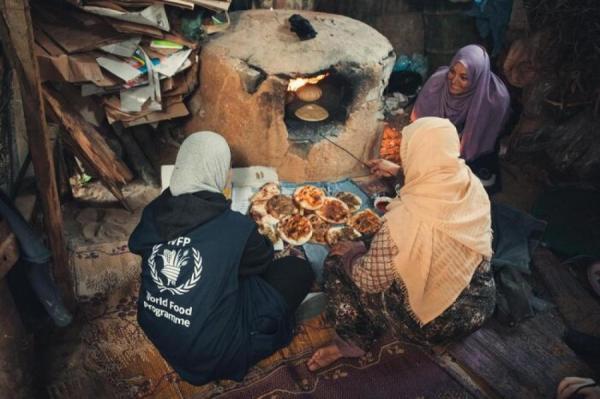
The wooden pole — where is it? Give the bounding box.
[0,0,73,305]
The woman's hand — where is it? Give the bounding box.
[366,159,401,178]
[330,241,361,257]
[557,377,600,399]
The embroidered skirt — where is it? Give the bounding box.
[322,257,496,349]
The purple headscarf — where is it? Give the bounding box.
[413,45,510,161]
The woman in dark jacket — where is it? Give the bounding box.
[129,131,314,385]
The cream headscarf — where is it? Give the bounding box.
[385,117,492,325]
[169,131,231,196]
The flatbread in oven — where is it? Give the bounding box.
[335,191,362,213]
[266,194,297,220]
[307,214,330,244]
[293,185,326,210]
[296,84,322,102]
[326,226,362,246]
[316,197,351,224]
[295,104,329,122]
[277,215,313,246]
[348,209,383,235]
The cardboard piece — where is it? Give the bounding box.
[36,46,106,84]
[190,0,232,12]
[32,0,200,128]
[108,18,165,38]
[100,37,141,57]
[97,56,143,82]
[154,49,192,77]
[32,4,126,54]
[105,94,188,126]
[120,84,155,112]
[83,4,171,32]
[66,0,196,10]
[123,102,188,127]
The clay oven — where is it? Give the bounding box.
[185,10,395,181]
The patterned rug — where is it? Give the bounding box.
[41,280,471,399]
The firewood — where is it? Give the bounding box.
[112,124,160,188]
[42,85,133,209]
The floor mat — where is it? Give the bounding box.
[42,280,471,399]
[217,340,472,399]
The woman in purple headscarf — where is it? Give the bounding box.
[411,45,510,185]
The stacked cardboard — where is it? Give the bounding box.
[32,1,227,127]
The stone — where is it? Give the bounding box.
[185,10,395,182]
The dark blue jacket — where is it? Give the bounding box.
[129,190,293,385]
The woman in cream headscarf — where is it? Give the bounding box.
[130,132,315,385]
[308,117,496,371]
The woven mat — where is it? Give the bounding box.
[43,280,470,399]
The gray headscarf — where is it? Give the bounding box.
[169,131,231,196]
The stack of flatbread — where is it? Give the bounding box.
[248,183,383,247]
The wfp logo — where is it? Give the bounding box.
[148,237,203,295]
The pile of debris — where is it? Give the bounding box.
[32,1,214,127]
[27,0,233,206]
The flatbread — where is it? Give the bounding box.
[249,200,278,225]
[277,215,313,246]
[326,226,362,246]
[348,209,383,235]
[335,191,362,213]
[250,182,280,203]
[296,84,322,102]
[295,104,329,122]
[257,223,280,245]
[266,195,297,220]
[316,197,350,224]
[307,214,330,244]
[293,185,325,210]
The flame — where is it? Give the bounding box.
[287,73,329,92]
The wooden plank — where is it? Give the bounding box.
[43,86,133,210]
[43,87,133,185]
[447,312,593,399]
[131,125,161,173]
[114,124,159,187]
[532,247,600,336]
[433,351,501,399]
[0,0,73,305]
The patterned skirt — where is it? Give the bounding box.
[322,257,496,349]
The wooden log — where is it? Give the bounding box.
[43,86,133,185]
[42,86,133,210]
[0,1,72,305]
[131,125,161,176]
[113,124,160,187]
